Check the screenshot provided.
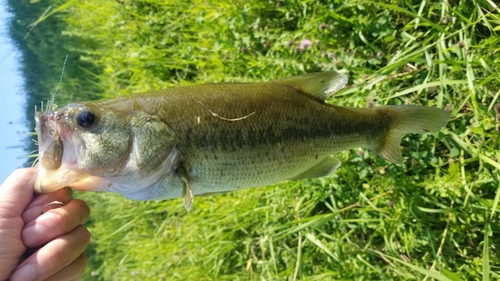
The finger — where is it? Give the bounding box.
[22,199,90,247]
[22,187,73,223]
[10,225,91,281]
[45,253,87,281]
[0,168,37,218]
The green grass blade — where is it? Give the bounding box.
[379,252,455,281]
[483,219,490,281]
[362,0,448,33]
[491,174,500,219]
[305,233,339,262]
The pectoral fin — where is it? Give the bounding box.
[181,177,194,212]
[289,156,342,180]
[273,71,348,101]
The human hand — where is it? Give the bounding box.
[0,168,91,281]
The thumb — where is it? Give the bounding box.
[0,168,37,219]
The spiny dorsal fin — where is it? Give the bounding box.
[288,156,342,180]
[273,71,348,101]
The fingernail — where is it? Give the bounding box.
[11,264,37,281]
[22,223,45,247]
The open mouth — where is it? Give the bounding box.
[34,110,72,193]
[35,111,64,170]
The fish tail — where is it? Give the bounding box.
[370,105,451,164]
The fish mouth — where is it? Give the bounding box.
[35,112,63,170]
[34,110,84,193]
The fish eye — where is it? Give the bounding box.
[76,109,96,129]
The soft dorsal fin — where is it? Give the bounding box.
[273,71,348,101]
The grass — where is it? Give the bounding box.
[8,0,500,280]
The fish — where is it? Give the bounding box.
[34,71,450,210]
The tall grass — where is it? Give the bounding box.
[9,0,500,280]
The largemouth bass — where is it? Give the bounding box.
[34,71,450,210]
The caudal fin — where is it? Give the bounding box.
[370,105,451,164]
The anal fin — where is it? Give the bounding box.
[289,156,342,180]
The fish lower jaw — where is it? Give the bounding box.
[34,168,90,193]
